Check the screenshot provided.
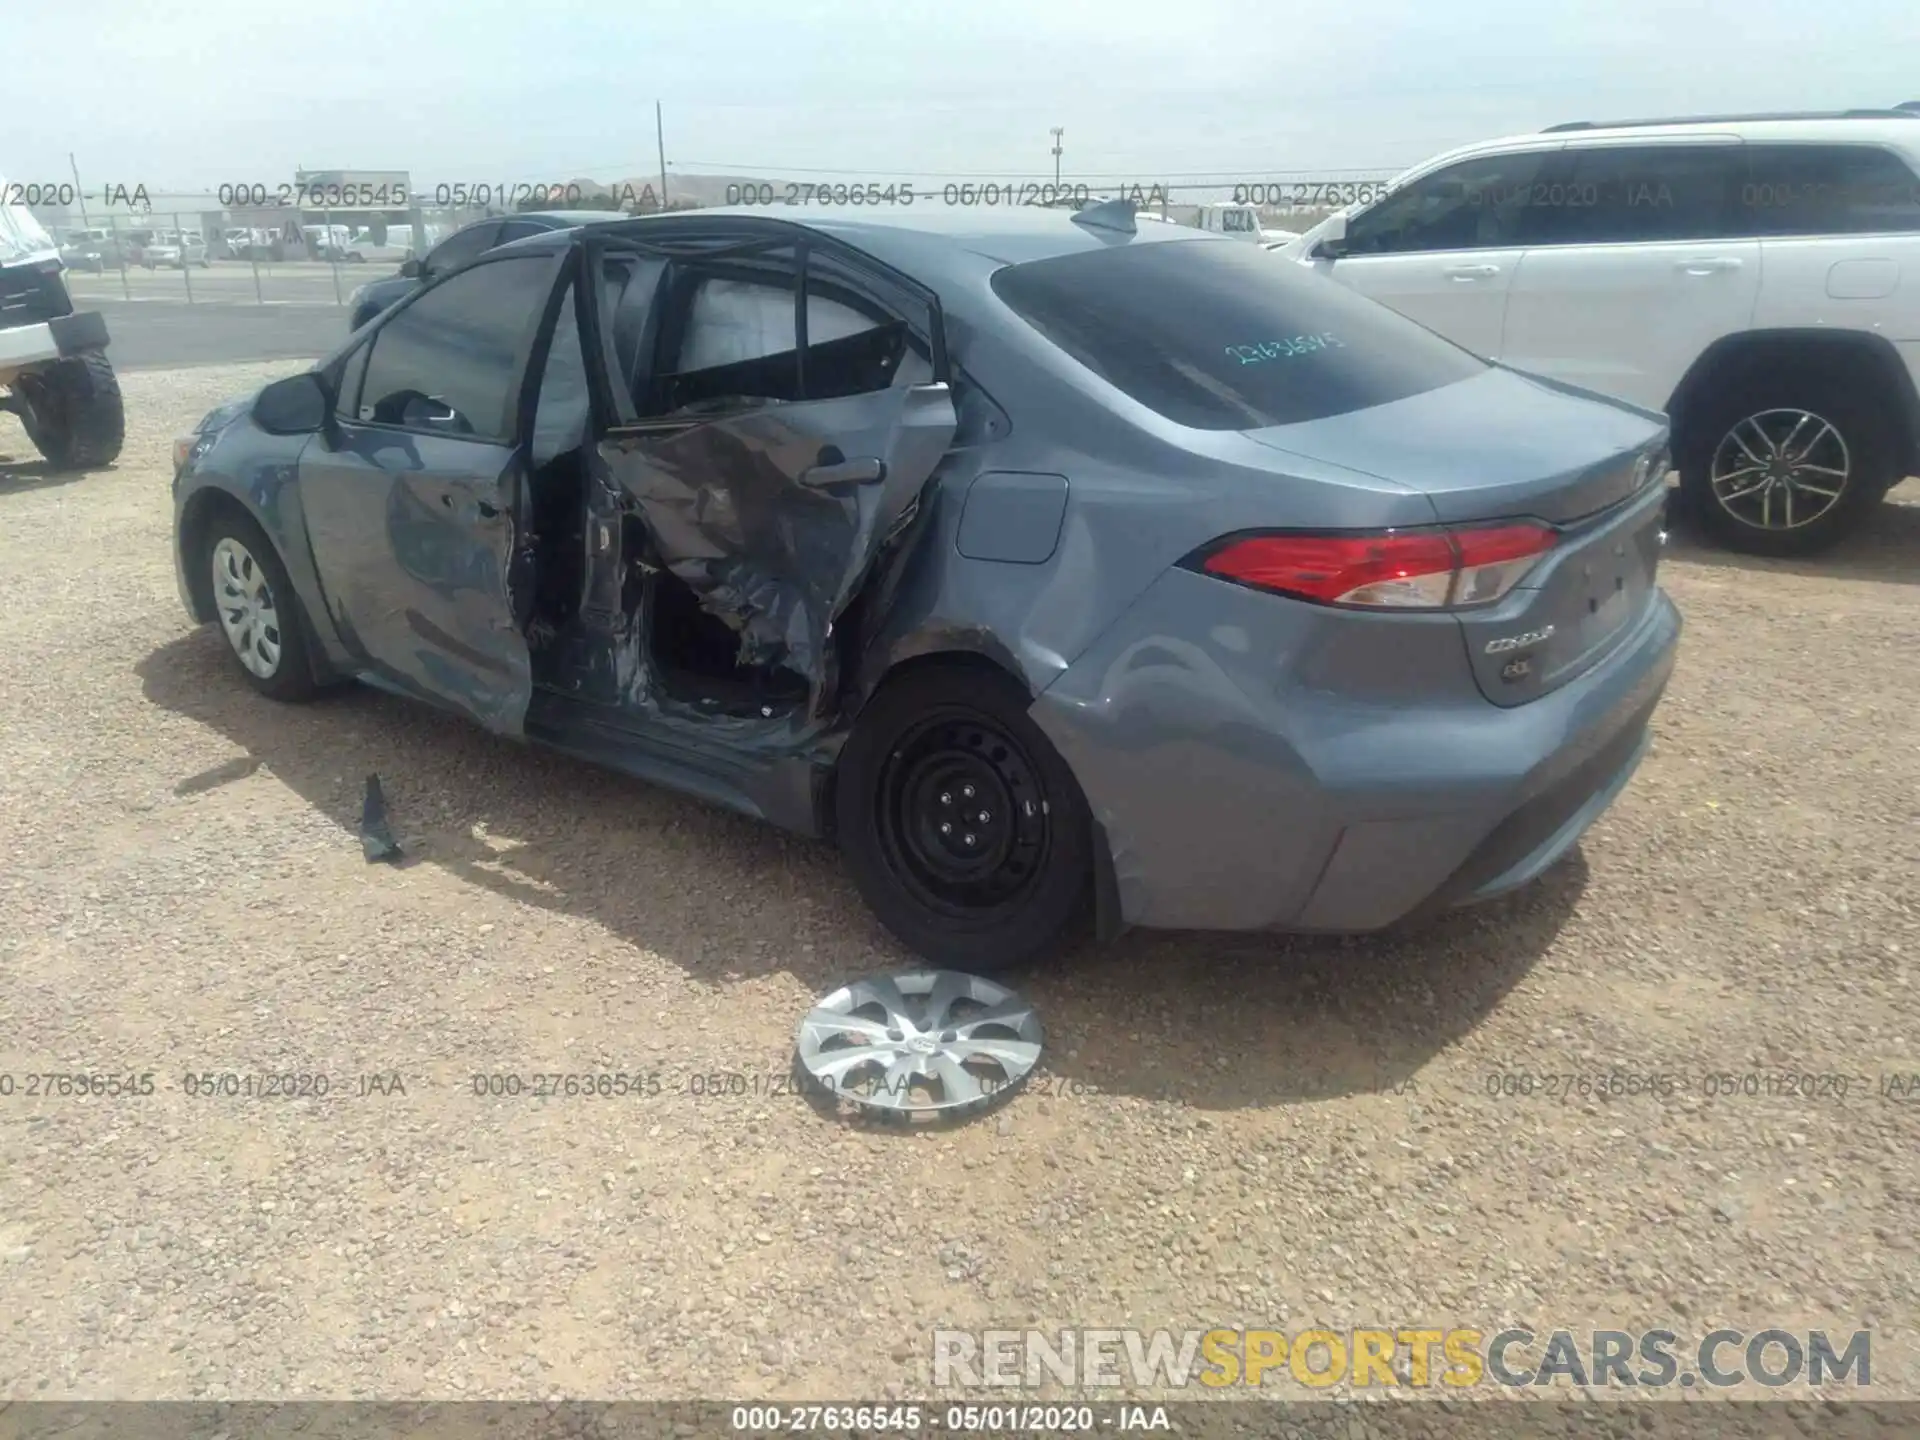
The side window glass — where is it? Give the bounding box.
[498,219,546,245]
[1741,145,1920,236]
[359,254,556,441]
[1532,145,1743,244]
[530,282,590,466]
[1344,151,1552,255]
[662,249,913,414]
[424,221,499,276]
[599,254,668,413]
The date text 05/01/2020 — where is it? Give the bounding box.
[723,181,1173,208]
[727,1404,1172,1432]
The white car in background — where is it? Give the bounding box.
[142,230,210,269]
[1282,106,1920,555]
[340,229,414,264]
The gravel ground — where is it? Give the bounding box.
[1,363,1916,1407]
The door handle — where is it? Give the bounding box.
[1444,263,1500,279]
[800,457,886,488]
[1677,257,1743,274]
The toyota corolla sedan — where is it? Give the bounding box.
[170,203,1680,969]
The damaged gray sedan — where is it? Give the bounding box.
[171,204,1680,969]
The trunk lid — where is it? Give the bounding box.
[1246,365,1667,524]
[1456,478,1668,706]
[1245,366,1670,706]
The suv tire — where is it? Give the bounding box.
[1678,365,1896,557]
[17,349,125,471]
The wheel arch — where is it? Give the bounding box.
[823,648,1037,840]
[177,487,266,623]
[181,485,344,688]
[1666,329,1920,469]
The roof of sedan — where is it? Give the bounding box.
[584,204,1225,267]
[526,210,636,226]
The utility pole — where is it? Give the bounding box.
[69,153,93,229]
[656,101,669,210]
[1050,128,1064,187]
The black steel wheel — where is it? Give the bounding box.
[876,708,1054,920]
[836,665,1092,971]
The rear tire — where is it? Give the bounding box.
[835,665,1092,971]
[1677,366,1894,556]
[17,350,125,470]
[200,509,320,703]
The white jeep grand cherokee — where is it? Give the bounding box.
[1281,106,1920,555]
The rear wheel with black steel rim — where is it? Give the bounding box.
[1678,368,1895,557]
[835,666,1092,971]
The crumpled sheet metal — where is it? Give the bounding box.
[608,384,956,681]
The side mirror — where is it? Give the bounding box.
[1308,212,1350,261]
[254,372,332,435]
[400,257,423,279]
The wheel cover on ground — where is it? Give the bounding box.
[211,536,283,678]
[873,707,1054,922]
[796,970,1044,1117]
[1709,408,1851,531]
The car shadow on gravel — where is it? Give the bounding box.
[138,627,1583,1114]
[1006,853,1587,1111]
[1665,484,1920,588]
[0,452,102,494]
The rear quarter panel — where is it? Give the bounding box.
[855,263,1442,701]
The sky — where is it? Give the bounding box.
[9,0,1919,194]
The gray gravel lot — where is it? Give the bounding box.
[0,363,1916,1405]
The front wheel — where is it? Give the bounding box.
[1677,369,1896,556]
[201,511,319,702]
[17,350,124,470]
[835,666,1092,971]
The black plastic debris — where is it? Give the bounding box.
[359,773,402,864]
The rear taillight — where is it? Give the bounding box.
[1196,523,1556,610]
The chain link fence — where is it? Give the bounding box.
[44,166,1402,306]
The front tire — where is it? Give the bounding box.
[1677,367,1895,556]
[201,511,319,702]
[17,350,124,470]
[835,665,1092,971]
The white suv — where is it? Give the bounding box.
[1283,107,1920,555]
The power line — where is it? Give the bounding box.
[666,159,1400,180]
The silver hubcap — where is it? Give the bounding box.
[1709,408,1850,531]
[211,536,282,678]
[796,970,1043,1119]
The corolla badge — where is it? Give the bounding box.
[1485,625,1555,655]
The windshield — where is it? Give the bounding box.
[990,237,1486,430]
[1220,209,1256,233]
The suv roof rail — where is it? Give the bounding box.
[1543,109,1920,132]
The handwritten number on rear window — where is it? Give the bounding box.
[1226,333,1345,366]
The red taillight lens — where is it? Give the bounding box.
[1199,523,1555,610]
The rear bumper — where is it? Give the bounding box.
[1031,567,1681,934]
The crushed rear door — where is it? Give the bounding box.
[600,376,957,708]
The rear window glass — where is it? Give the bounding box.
[990,239,1485,430]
